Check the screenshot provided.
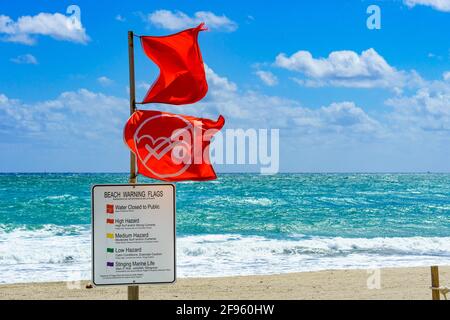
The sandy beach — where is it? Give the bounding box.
[0,266,448,300]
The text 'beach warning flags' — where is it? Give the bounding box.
[124,23,225,182]
[124,110,225,182]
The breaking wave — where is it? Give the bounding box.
[1,225,449,283]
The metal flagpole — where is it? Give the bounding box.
[127,30,139,300]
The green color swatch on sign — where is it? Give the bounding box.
[107,248,114,253]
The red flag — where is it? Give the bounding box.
[140,23,208,105]
[106,204,114,214]
[124,110,225,182]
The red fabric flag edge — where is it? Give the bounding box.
[140,23,209,105]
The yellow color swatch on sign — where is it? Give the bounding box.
[106,233,114,239]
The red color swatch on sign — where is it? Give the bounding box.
[106,219,114,225]
[106,204,114,214]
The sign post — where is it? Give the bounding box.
[128,29,138,300]
[92,184,176,289]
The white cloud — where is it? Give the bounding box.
[10,54,38,64]
[255,70,278,86]
[115,14,126,22]
[247,15,255,22]
[205,65,238,93]
[427,52,444,60]
[9,65,449,160]
[312,102,380,134]
[275,49,389,78]
[3,63,450,171]
[163,65,382,138]
[147,10,238,32]
[2,64,443,146]
[8,66,450,172]
[404,0,450,12]
[443,71,450,81]
[275,48,421,89]
[0,89,127,142]
[137,81,151,91]
[0,12,89,45]
[97,76,114,86]
[385,78,450,132]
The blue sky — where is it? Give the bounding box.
[1,0,450,172]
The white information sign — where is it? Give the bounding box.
[92,184,176,286]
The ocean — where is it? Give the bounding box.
[0,173,449,284]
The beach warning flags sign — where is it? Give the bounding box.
[140,23,208,105]
[124,110,225,182]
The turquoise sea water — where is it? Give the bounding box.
[0,173,449,283]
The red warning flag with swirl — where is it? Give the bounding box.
[140,23,208,105]
[124,110,225,182]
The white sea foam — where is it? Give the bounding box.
[202,196,274,206]
[176,234,450,277]
[0,227,449,284]
[238,198,273,206]
[44,194,79,201]
[0,225,91,284]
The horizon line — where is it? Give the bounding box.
[0,171,449,175]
